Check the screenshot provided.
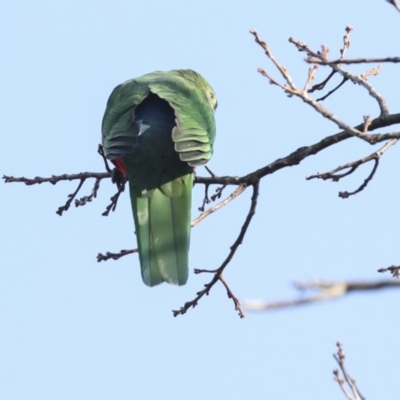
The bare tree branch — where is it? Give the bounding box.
[333,342,365,400]
[75,178,101,208]
[309,56,400,65]
[387,0,400,12]
[296,36,389,118]
[192,184,247,227]
[378,265,400,278]
[173,182,259,318]
[5,21,400,317]
[102,181,126,216]
[3,172,110,185]
[315,76,347,102]
[97,184,248,263]
[97,144,112,173]
[289,34,389,118]
[242,279,400,311]
[250,28,390,146]
[97,249,138,262]
[5,112,400,194]
[219,274,246,318]
[56,178,86,216]
[307,138,398,198]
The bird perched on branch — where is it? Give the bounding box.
[102,70,217,286]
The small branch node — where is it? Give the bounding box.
[377,265,400,278]
[97,248,138,262]
[102,181,126,216]
[56,179,86,216]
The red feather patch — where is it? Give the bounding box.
[112,158,127,176]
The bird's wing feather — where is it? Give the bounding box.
[147,72,216,166]
[102,71,215,166]
[101,79,149,160]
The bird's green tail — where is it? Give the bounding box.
[129,173,193,286]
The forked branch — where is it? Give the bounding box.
[173,182,259,318]
[333,342,365,400]
[307,138,398,198]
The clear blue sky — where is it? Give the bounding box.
[2,1,400,399]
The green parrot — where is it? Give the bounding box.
[101,70,217,287]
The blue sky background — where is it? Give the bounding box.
[2,1,400,399]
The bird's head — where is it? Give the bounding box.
[176,69,218,111]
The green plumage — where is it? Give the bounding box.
[101,70,217,286]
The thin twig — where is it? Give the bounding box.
[198,183,211,212]
[387,0,400,12]
[210,184,227,201]
[308,70,336,93]
[251,29,381,142]
[360,65,382,81]
[378,265,400,278]
[340,26,353,60]
[102,182,126,216]
[339,159,379,199]
[3,172,110,185]
[243,279,400,311]
[303,64,318,93]
[333,342,365,400]
[289,35,389,118]
[316,77,347,102]
[56,179,86,216]
[250,29,297,90]
[205,166,217,177]
[307,138,398,198]
[99,185,247,262]
[308,56,400,65]
[192,184,247,227]
[288,26,388,116]
[5,114,400,192]
[97,249,138,262]
[218,274,246,318]
[75,178,101,207]
[173,182,260,318]
[98,144,112,173]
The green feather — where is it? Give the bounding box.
[129,173,193,286]
[101,70,217,286]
